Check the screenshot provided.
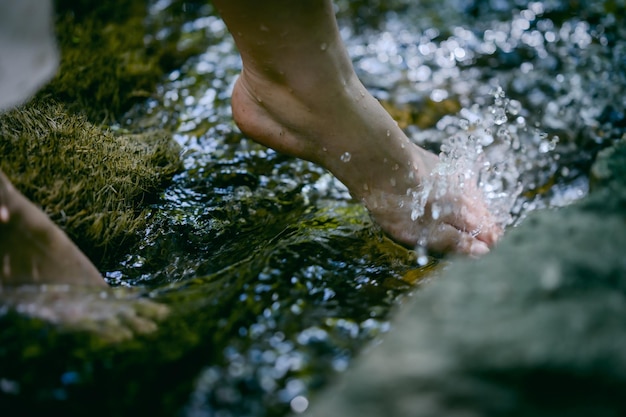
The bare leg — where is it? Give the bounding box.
[213,0,501,255]
[0,170,106,287]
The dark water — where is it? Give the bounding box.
[1,0,624,416]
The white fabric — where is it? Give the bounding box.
[0,0,59,111]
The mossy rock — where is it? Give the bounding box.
[0,99,182,267]
[42,0,162,123]
[43,0,211,123]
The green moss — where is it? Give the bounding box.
[41,1,161,123]
[41,0,213,123]
[0,99,181,266]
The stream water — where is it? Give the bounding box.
[2,0,625,416]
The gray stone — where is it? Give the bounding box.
[306,138,626,417]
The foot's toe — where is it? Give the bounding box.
[423,222,491,256]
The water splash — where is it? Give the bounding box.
[409,86,560,239]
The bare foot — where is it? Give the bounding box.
[0,172,169,342]
[0,170,106,286]
[0,285,169,343]
[230,70,501,255]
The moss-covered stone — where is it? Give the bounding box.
[0,99,181,266]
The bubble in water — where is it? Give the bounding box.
[340,152,351,162]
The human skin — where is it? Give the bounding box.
[212,0,501,255]
[0,0,500,290]
[0,170,106,286]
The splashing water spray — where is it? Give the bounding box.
[411,86,559,263]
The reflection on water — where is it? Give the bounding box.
[3,0,625,416]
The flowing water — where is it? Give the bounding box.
[1,0,625,416]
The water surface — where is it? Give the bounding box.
[2,0,624,416]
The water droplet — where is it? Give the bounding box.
[507,99,522,115]
[290,395,309,413]
[320,42,328,51]
[431,203,440,220]
[492,107,507,125]
[416,246,429,266]
[539,136,559,153]
[392,164,399,171]
[540,262,562,291]
[0,206,9,223]
[363,183,369,191]
[386,130,391,137]
[322,147,328,152]
[340,152,351,162]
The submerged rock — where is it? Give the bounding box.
[305,137,626,416]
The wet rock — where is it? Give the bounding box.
[305,137,626,417]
